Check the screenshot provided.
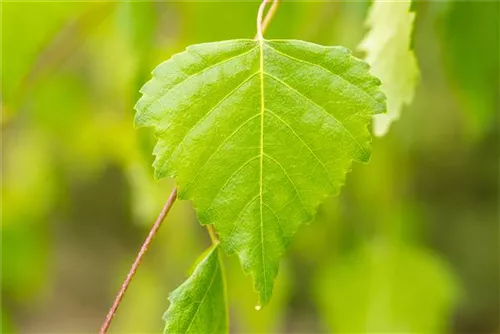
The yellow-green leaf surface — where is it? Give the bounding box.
[135,39,386,305]
[163,245,227,334]
[316,241,459,333]
[359,0,419,137]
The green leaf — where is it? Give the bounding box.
[163,245,227,334]
[440,1,499,138]
[1,2,108,113]
[315,241,459,333]
[359,0,419,136]
[135,38,386,305]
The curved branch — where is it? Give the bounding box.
[99,187,178,334]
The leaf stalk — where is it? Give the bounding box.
[255,0,279,40]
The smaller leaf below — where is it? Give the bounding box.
[163,245,227,334]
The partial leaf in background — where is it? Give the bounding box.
[115,2,160,105]
[315,240,459,333]
[1,310,12,333]
[1,130,55,299]
[440,1,499,138]
[135,39,386,305]
[359,0,419,136]
[163,245,227,334]
[1,2,111,118]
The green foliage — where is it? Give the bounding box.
[1,308,13,334]
[135,38,386,305]
[1,130,54,299]
[3,2,496,333]
[440,1,499,138]
[316,240,459,333]
[1,2,106,115]
[359,0,419,136]
[163,245,227,334]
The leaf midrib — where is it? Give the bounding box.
[258,37,267,304]
[183,252,219,333]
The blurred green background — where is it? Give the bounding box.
[1,1,498,333]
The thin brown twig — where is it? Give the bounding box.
[99,187,178,334]
[255,0,280,40]
[100,2,281,331]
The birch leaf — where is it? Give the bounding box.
[135,38,386,305]
[163,245,227,334]
[359,0,419,136]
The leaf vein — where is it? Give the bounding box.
[183,256,219,333]
[263,203,286,247]
[258,38,267,304]
[205,155,261,213]
[225,194,260,251]
[182,112,261,195]
[266,43,378,105]
[263,153,308,216]
[163,72,259,169]
[265,108,334,188]
[264,72,368,157]
[142,46,259,114]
